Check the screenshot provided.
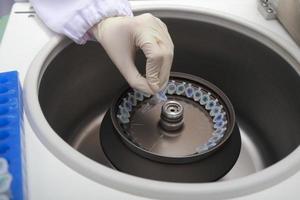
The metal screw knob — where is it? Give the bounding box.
[267,8,273,13]
[160,100,184,132]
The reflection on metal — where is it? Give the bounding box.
[221,125,265,181]
[257,0,277,20]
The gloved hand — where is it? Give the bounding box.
[90,13,174,94]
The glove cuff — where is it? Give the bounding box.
[63,0,133,44]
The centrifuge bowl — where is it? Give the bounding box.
[24,3,300,200]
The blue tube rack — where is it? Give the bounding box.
[0,71,25,200]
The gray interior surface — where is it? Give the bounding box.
[38,18,300,181]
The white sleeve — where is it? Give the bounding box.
[30,0,133,44]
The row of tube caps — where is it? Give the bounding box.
[117,80,228,153]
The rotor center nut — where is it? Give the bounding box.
[160,100,184,132]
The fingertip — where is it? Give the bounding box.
[128,76,155,95]
[131,84,155,95]
[148,83,160,93]
[160,80,169,91]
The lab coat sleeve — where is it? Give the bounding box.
[30,0,133,44]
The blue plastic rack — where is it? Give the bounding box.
[0,71,25,200]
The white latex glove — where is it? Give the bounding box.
[90,13,174,94]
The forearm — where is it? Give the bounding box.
[30,0,133,44]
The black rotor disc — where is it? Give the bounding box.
[100,111,241,182]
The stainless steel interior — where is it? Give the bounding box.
[38,18,300,181]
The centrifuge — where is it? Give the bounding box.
[0,0,299,199]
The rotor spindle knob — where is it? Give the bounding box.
[160,100,184,132]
